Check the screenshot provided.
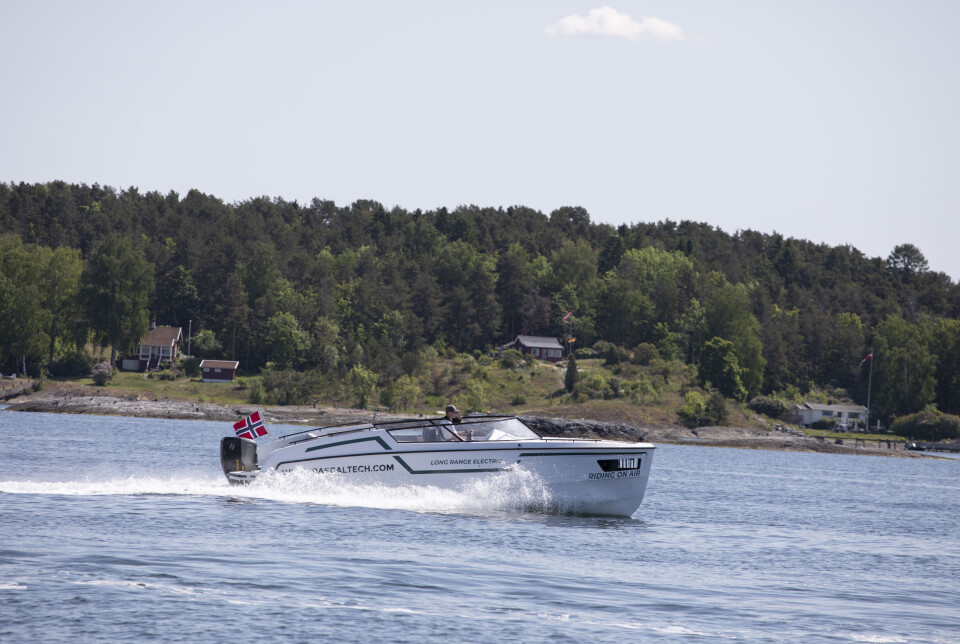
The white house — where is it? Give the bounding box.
[789,402,868,430]
[127,324,183,371]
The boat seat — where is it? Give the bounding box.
[423,427,439,442]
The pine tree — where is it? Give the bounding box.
[565,353,578,393]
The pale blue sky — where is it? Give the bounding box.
[2,1,958,280]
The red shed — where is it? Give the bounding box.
[200,360,239,383]
[504,335,564,363]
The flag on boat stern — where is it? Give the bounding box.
[234,411,268,439]
[860,352,873,366]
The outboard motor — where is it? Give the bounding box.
[220,436,258,481]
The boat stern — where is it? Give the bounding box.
[220,436,259,484]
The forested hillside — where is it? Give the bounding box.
[2,181,958,426]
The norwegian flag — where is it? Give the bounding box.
[562,310,573,323]
[233,411,268,439]
[860,352,873,366]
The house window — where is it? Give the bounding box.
[533,348,540,357]
[215,368,221,373]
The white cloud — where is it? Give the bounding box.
[545,6,684,42]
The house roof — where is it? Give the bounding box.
[510,335,563,350]
[200,360,239,369]
[141,326,182,347]
[798,402,868,413]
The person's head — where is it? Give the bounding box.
[445,404,461,423]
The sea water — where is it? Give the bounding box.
[1,410,958,643]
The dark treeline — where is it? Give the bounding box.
[2,180,959,426]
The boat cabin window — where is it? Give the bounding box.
[384,417,540,443]
[460,417,541,441]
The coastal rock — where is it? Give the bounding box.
[520,416,648,441]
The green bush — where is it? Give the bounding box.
[51,351,92,377]
[500,349,523,370]
[705,391,727,426]
[248,380,267,405]
[379,381,397,411]
[678,391,706,428]
[811,417,836,430]
[574,372,610,400]
[91,361,114,386]
[631,343,659,366]
[607,376,622,399]
[262,369,318,406]
[890,408,960,441]
[628,374,660,404]
[678,390,727,427]
[181,356,201,377]
[747,396,787,419]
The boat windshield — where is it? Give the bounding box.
[384,416,541,443]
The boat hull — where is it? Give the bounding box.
[225,437,654,517]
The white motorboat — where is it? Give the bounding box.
[220,414,655,517]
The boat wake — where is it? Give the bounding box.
[0,468,562,516]
[234,467,561,515]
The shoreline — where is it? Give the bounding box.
[1,381,939,458]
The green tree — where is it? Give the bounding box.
[395,374,421,411]
[698,336,747,401]
[887,243,929,275]
[597,276,652,347]
[871,315,937,425]
[703,273,765,396]
[617,246,695,329]
[495,243,535,339]
[41,246,83,370]
[0,236,50,375]
[348,364,378,408]
[262,311,308,370]
[565,353,578,393]
[465,378,487,413]
[81,234,154,365]
[154,265,199,328]
[932,318,960,415]
[191,329,222,359]
[218,268,251,360]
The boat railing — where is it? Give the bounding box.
[274,415,542,445]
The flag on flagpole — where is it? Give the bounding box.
[562,310,573,323]
[233,411,268,439]
[860,352,873,366]
[568,337,576,343]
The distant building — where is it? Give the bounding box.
[788,402,868,430]
[503,335,564,363]
[200,360,239,383]
[122,324,183,371]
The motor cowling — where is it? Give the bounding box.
[220,436,258,478]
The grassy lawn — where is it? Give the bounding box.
[802,428,905,443]
[72,371,255,406]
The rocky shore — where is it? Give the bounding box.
[1,381,930,457]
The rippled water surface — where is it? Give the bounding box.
[2,410,959,643]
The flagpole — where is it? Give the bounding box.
[866,349,873,431]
